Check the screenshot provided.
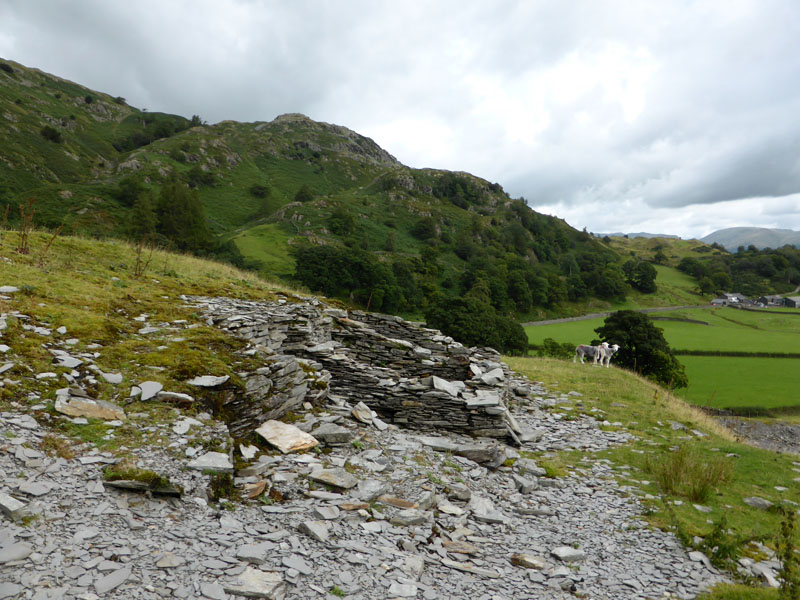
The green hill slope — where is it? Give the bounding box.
[0,57,626,324]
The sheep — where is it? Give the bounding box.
[597,343,620,368]
[573,342,608,364]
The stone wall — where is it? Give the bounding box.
[185,295,526,442]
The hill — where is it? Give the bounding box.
[598,231,681,239]
[701,226,800,251]
[0,57,627,326]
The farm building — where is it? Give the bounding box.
[711,298,727,306]
[785,296,800,308]
[723,292,750,304]
[757,295,785,306]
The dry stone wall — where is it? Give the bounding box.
[185,296,529,442]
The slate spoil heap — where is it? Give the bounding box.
[0,295,736,599]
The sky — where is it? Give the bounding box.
[2,0,800,239]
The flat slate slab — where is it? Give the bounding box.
[187,451,233,473]
[186,375,230,387]
[307,468,358,489]
[54,397,126,421]
[224,566,286,599]
[256,420,319,454]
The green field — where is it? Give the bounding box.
[525,306,800,411]
[231,222,296,279]
[681,356,800,410]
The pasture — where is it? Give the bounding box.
[525,306,800,412]
[680,356,800,411]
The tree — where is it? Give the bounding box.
[698,277,715,295]
[294,184,315,203]
[594,310,688,389]
[156,176,212,252]
[127,191,157,241]
[327,207,355,236]
[622,260,656,293]
[424,295,527,354]
[633,261,658,293]
[411,217,438,240]
[711,271,732,292]
[249,184,272,218]
[113,176,145,207]
[186,165,216,188]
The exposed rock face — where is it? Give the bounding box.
[185,296,525,442]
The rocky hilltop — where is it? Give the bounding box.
[0,286,735,599]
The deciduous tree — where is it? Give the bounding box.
[594,310,687,389]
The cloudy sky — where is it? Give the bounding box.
[2,0,799,239]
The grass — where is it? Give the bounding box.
[0,230,299,451]
[697,586,778,600]
[103,460,173,489]
[605,235,727,267]
[655,309,800,352]
[504,355,800,592]
[39,433,75,459]
[230,222,296,279]
[644,444,734,502]
[679,357,800,410]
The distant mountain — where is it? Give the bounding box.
[599,232,681,239]
[701,227,800,251]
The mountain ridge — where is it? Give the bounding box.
[700,226,800,251]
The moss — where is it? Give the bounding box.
[208,473,241,503]
[103,462,172,489]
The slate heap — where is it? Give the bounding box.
[185,296,530,444]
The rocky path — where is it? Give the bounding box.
[1,384,728,599]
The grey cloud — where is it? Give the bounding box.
[3,0,800,236]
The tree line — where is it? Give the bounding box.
[678,244,800,296]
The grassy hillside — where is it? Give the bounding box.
[604,234,727,267]
[0,229,302,453]
[0,58,622,323]
[507,356,799,599]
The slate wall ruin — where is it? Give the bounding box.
[186,296,524,442]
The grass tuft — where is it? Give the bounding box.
[645,445,734,502]
[40,434,75,459]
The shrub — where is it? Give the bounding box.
[778,507,800,599]
[535,337,575,359]
[294,184,315,203]
[249,184,271,198]
[0,63,13,74]
[40,125,62,143]
[84,95,93,104]
[424,295,528,354]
